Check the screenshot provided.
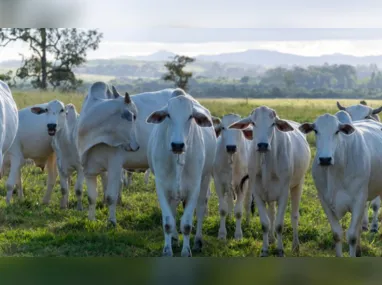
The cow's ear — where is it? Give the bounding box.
[214,125,222,138]
[275,118,294,132]
[339,124,355,135]
[193,110,212,127]
[242,129,253,140]
[211,116,221,125]
[31,107,47,115]
[299,123,315,134]
[146,108,168,124]
[229,117,252,130]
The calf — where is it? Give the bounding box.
[337,100,382,233]
[299,114,382,257]
[147,91,217,257]
[231,106,310,257]
[31,101,85,209]
[213,114,252,240]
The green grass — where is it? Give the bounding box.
[2,92,382,257]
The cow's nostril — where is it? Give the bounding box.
[257,143,269,152]
[171,142,185,152]
[47,123,57,129]
[226,145,237,153]
[319,157,332,165]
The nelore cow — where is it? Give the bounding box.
[213,113,253,241]
[299,113,382,257]
[337,100,382,233]
[4,101,56,205]
[146,90,217,257]
[77,82,219,244]
[30,102,85,210]
[231,106,310,257]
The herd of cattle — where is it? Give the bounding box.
[1,79,382,257]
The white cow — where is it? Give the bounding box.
[213,113,253,240]
[230,106,310,257]
[147,91,217,257]
[4,101,57,205]
[299,114,382,257]
[77,82,218,248]
[30,101,85,210]
[337,100,382,233]
[0,80,18,175]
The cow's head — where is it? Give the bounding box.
[214,113,252,154]
[65,103,78,122]
[116,89,139,152]
[299,114,355,166]
[31,100,66,136]
[146,95,212,154]
[334,110,352,124]
[229,106,293,153]
[337,101,382,121]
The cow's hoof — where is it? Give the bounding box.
[162,246,173,257]
[107,220,117,228]
[260,249,268,257]
[193,238,203,252]
[181,247,192,257]
[277,249,285,257]
[234,230,243,241]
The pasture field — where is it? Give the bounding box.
[1,91,382,257]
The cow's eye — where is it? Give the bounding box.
[271,123,276,126]
[133,114,137,120]
[167,114,171,119]
[45,108,48,112]
[314,130,318,134]
[189,115,193,120]
[335,130,340,135]
[221,127,225,130]
[60,109,64,113]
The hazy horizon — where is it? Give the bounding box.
[2,28,382,62]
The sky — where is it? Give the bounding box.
[1,0,382,60]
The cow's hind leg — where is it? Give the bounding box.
[193,175,211,252]
[370,196,380,233]
[290,182,303,254]
[6,156,23,205]
[43,153,58,205]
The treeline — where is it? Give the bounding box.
[94,63,382,99]
[74,59,265,79]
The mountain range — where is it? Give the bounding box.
[2,49,382,69]
[128,49,382,67]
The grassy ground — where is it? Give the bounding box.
[1,91,382,257]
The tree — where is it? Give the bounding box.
[0,28,102,91]
[0,70,13,86]
[162,55,195,90]
[240,76,250,84]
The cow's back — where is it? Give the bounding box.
[281,121,311,187]
[0,81,18,155]
[13,104,53,161]
[354,122,382,199]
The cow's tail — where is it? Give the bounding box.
[240,174,255,215]
[239,174,249,191]
[250,193,255,215]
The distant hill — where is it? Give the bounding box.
[196,50,382,66]
[133,50,176,61]
[2,50,382,69]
